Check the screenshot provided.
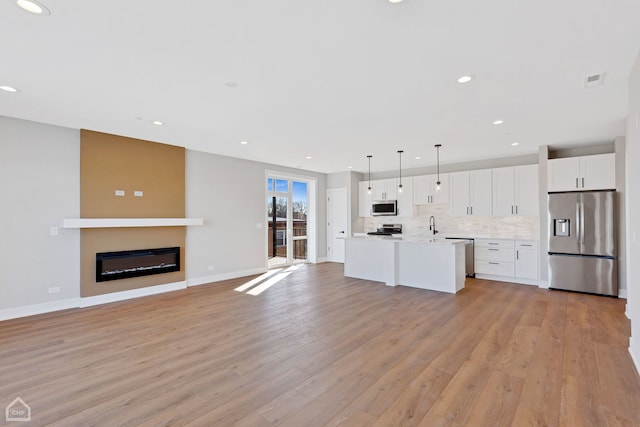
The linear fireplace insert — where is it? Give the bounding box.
[96,247,180,282]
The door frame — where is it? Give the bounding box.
[265,170,317,268]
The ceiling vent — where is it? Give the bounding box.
[584,73,605,88]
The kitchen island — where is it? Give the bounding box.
[344,236,466,293]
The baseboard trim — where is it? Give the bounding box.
[315,257,328,264]
[474,274,541,287]
[187,268,267,287]
[537,280,549,289]
[0,298,80,322]
[79,281,187,308]
[629,337,640,377]
[618,288,628,299]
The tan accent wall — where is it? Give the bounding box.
[80,130,186,297]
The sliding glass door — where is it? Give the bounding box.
[267,176,308,268]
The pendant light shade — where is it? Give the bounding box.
[397,150,404,193]
[366,155,372,194]
[435,144,442,191]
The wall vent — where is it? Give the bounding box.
[584,73,605,88]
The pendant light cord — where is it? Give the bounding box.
[367,155,372,193]
[435,144,442,189]
[397,150,403,192]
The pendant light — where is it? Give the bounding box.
[435,144,442,191]
[366,155,373,194]
[397,150,404,193]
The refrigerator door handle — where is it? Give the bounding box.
[576,202,581,244]
[580,201,585,252]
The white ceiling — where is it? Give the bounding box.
[1,0,639,174]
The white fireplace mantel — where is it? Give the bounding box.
[62,218,204,228]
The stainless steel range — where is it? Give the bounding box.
[367,224,402,236]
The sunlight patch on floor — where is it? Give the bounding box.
[234,264,303,296]
[234,269,282,292]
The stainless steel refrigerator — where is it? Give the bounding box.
[548,190,617,296]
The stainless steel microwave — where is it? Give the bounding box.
[372,200,397,216]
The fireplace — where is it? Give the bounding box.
[96,247,180,282]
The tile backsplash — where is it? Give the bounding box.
[363,204,540,240]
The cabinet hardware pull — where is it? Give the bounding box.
[576,177,579,188]
[489,262,499,265]
[470,206,473,215]
[488,249,499,251]
[511,206,514,214]
[516,250,519,260]
[489,242,498,245]
[582,177,584,188]
[520,244,532,247]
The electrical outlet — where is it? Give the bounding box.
[115,190,125,197]
[208,265,215,271]
[48,287,61,294]
[134,190,144,197]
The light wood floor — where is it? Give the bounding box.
[1,263,639,426]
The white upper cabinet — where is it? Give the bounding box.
[358,177,413,217]
[548,153,615,192]
[358,181,372,217]
[413,174,450,205]
[451,169,492,216]
[493,164,539,216]
[371,178,397,201]
[396,177,414,217]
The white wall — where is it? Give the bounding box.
[0,116,328,317]
[186,150,327,285]
[0,117,80,316]
[626,52,640,372]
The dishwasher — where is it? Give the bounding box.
[445,237,475,277]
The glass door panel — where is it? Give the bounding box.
[292,181,308,262]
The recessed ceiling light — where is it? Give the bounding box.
[240,140,248,145]
[347,166,353,169]
[0,85,19,93]
[16,0,50,15]
[152,120,164,126]
[511,142,520,146]
[305,156,312,160]
[457,75,473,84]
[388,0,405,3]
[415,156,421,160]
[493,120,504,125]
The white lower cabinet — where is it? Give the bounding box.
[474,238,539,284]
[474,239,515,277]
[515,240,539,280]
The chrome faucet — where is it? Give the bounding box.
[429,216,438,235]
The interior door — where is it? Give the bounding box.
[327,188,348,263]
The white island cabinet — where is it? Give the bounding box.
[344,237,466,294]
